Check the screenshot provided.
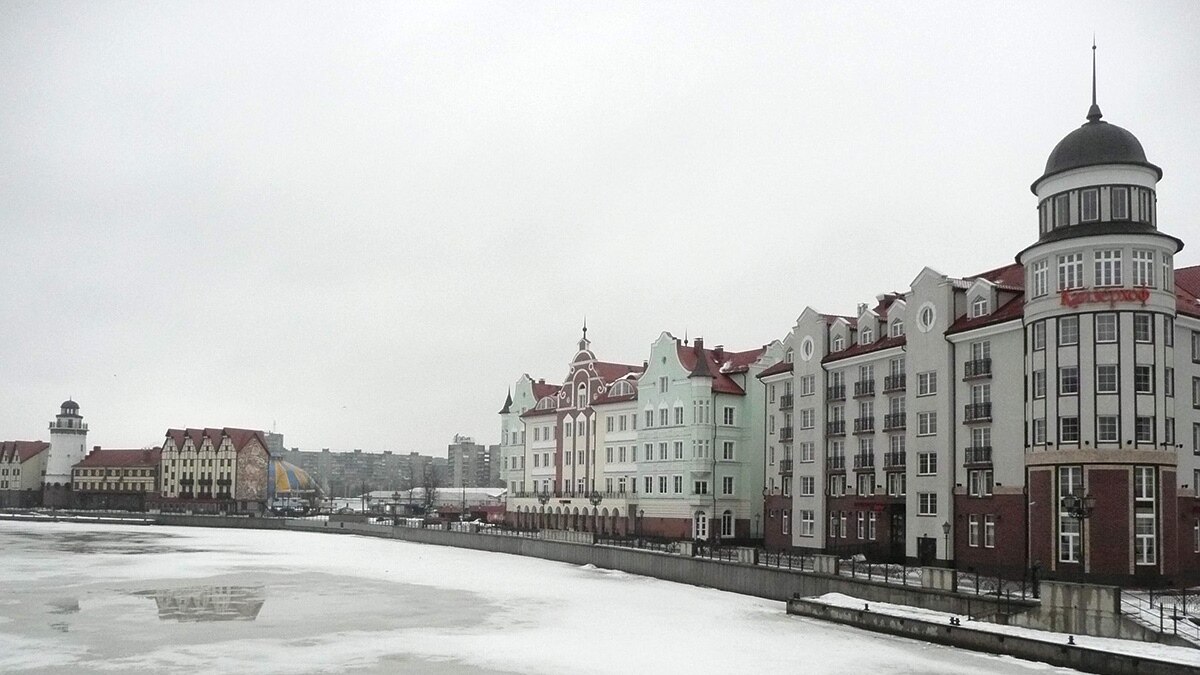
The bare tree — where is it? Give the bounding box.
[420,464,441,515]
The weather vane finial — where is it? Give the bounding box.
[1087,36,1103,122]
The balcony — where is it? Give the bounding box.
[964,358,992,380]
[779,426,794,441]
[883,412,906,431]
[883,374,906,393]
[779,459,794,475]
[884,451,906,469]
[216,478,231,487]
[965,445,993,465]
[853,454,875,470]
[826,456,846,471]
[827,385,846,401]
[853,417,875,434]
[826,420,846,436]
[963,402,993,423]
[853,380,876,398]
[780,394,794,410]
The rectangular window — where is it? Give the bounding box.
[658,442,667,460]
[693,480,708,495]
[800,408,814,429]
[984,515,996,548]
[644,443,652,461]
[968,469,993,497]
[723,407,735,426]
[1033,369,1047,398]
[1135,365,1154,394]
[917,412,937,436]
[1058,316,1079,345]
[1134,314,1153,343]
[1166,317,1174,346]
[1094,249,1122,286]
[1054,193,1070,227]
[674,407,684,425]
[800,442,815,462]
[868,512,877,540]
[917,371,937,396]
[722,476,734,495]
[1136,416,1154,443]
[1033,321,1046,350]
[968,515,980,547]
[673,475,683,494]
[1112,186,1129,219]
[1166,367,1175,397]
[1060,417,1080,443]
[645,410,654,428]
[1058,252,1084,290]
[1134,466,1156,565]
[800,475,815,496]
[918,492,938,516]
[857,512,865,539]
[1033,418,1046,445]
[1058,466,1083,563]
[1132,250,1155,288]
[1059,366,1079,395]
[800,375,815,396]
[1097,416,1119,442]
[657,476,667,494]
[917,452,937,476]
[1095,313,1117,343]
[839,512,848,538]
[1081,188,1099,221]
[659,408,669,426]
[1032,259,1048,298]
[721,441,734,461]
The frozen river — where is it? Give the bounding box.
[0,521,1075,674]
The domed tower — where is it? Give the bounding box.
[44,399,89,507]
[1018,50,1183,583]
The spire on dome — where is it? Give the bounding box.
[1086,38,1103,123]
[578,318,590,351]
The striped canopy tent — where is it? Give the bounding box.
[268,459,321,498]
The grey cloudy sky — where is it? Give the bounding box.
[2,1,1198,456]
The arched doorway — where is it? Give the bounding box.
[693,511,708,540]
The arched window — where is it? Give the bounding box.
[889,319,904,338]
[576,383,588,408]
[609,380,634,397]
[536,396,557,410]
[860,328,873,345]
[832,335,845,352]
[721,510,734,538]
[693,511,708,540]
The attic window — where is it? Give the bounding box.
[784,349,794,363]
[971,297,989,318]
[889,320,904,338]
[536,396,557,410]
[832,335,845,352]
[610,380,633,397]
[860,328,873,345]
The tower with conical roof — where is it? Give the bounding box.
[44,399,89,506]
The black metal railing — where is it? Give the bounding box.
[883,413,906,430]
[854,380,876,397]
[964,358,993,379]
[827,385,846,401]
[964,402,993,422]
[779,426,794,441]
[853,417,875,434]
[779,459,794,474]
[826,420,845,436]
[884,451,906,468]
[780,394,794,410]
[826,456,846,471]
[965,446,993,464]
[853,454,875,469]
[883,374,906,392]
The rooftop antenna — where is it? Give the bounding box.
[1087,36,1103,122]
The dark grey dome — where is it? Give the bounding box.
[61,399,78,409]
[1035,107,1161,190]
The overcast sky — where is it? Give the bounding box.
[2,1,1198,456]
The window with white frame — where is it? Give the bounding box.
[800,375,815,396]
[1058,466,1083,563]
[1095,313,1117,343]
[1033,321,1046,350]
[889,319,904,337]
[674,441,684,460]
[1134,314,1153,343]
[1163,253,1173,291]
[971,296,988,317]
[800,475,815,496]
[886,471,906,497]
[1132,250,1155,287]
[857,512,866,539]
[1094,249,1122,287]
[969,515,980,547]
[1097,416,1119,443]
[917,452,937,475]
[1135,416,1154,443]
[674,406,684,425]
[1166,367,1175,397]
[984,515,996,548]
[1135,365,1154,394]
[800,408,814,429]
[1060,416,1080,443]
[1032,418,1046,445]
[1054,193,1070,227]
[918,492,938,516]
[860,327,873,345]
[723,406,735,426]
[781,510,790,535]
[1058,253,1084,290]
[722,476,734,495]
[799,442,814,462]
[1058,316,1079,345]
[1032,259,1048,298]
[799,510,814,536]
[721,441,734,461]
[659,408,669,426]
[832,335,845,351]
[1081,188,1099,221]
[1112,186,1129,219]
[1059,366,1079,395]
[1134,466,1156,565]
[917,371,937,396]
[968,469,993,497]
[917,412,937,436]
[1033,369,1047,398]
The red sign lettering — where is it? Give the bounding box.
[1059,287,1151,309]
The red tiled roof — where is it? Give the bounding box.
[520,406,560,418]
[591,390,638,406]
[75,447,161,469]
[0,440,50,463]
[756,360,794,379]
[823,314,857,327]
[677,341,766,395]
[823,334,906,364]
[531,382,560,400]
[165,428,268,454]
[592,361,645,382]
[946,293,1026,335]
[966,262,1025,291]
[1175,265,1200,297]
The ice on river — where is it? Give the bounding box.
[0,522,1077,674]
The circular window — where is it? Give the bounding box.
[799,336,815,361]
[917,302,937,333]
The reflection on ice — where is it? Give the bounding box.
[46,599,79,614]
[135,586,265,622]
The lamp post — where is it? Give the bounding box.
[1060,493,1096,571]
[941,521,951,567]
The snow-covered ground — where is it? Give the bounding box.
[0,521,1080,674]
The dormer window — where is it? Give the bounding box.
[1111,187,1129,220]
[1081,189,1099,222]
[784,349,794,363]
[832,335,845,352]
[970,297,988,318]
[610,380,634,397]
[860,328,873,345]
[889,320,904,338]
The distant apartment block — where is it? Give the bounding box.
[447,435,500,488]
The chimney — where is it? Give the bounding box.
[713,345,725,359]
[857,303,868,315]
[694,337,704,354]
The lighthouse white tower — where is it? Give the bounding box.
[44,399,88,507]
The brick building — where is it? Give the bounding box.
[72,447,161,511]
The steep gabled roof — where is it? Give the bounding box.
[75,448,162,469]
[531,381,560,400]
[677,341,766,395]
[164,428,267,454]
[966,262,1025,291]
[0,440,50,463]
[592,361,645,382]
[946,293,1026,335]
[756,360,794,379]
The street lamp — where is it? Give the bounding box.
[941,521,951,566]
[1060,493,1096,570]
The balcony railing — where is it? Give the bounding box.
[779,426,794,441]
[780,394,794,410]
[827,385,846,401]
[964,358,993,379]
[854,380,876,398]
[965,446,993,465]
[883,374,906,392]
[779,459,794,474]
[853,454,875,470]
[826,420,846,436]
[853,417,875,434]
[883,412,906,431]
[884,451,906,469]
[826,456,846,471]
[964,402,993,422]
